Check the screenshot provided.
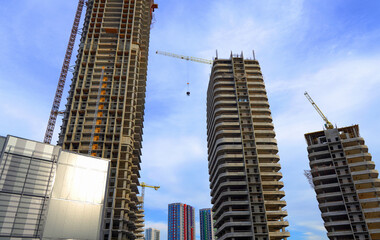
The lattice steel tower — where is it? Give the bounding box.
[207,53,290,240]
[58,0,157,239]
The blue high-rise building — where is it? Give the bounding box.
[168,203,195,240]
[199,208,215,240]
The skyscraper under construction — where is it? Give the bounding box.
[58,0,157,239]
[207,53,290,240]
[305,125,380,240]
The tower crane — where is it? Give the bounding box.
[156,51,212,96]
[43,0,86,144]
[156,51,213,65]
[304,91,334,129]
[139,182,160,210]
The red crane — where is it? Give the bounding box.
[44,0,86,144]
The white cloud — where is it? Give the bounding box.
[304,231,326,240]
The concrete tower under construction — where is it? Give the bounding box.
[207,53,290,240]
[305,125,380,240]
[58,0,157,239]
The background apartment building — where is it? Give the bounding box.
[206,53,289,240]
[168,203,195,240]
[305,125,380,240]
[0,135,109,239]
[145,227,160,240]
[199,208,215,240]
[57,0,157,239]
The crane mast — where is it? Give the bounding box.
[304,91,334,129]
[156,50,213,65]
[44,0,86,144]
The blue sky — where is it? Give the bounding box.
[1,1,380,239]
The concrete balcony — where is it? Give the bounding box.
[314,182,340,191]
[316,191,342,200]
[251,115,273,121]
[266,210,288,217]
[263,190,285,198]
[264,200,287,207]
[215,221,252,235]
[344,144,368,152]
[260,171,283,179]
[355,178,380,189]
[214,211,251,226]
[212,190,248,205]
[310,158,333,167]
[211,180,247,196]
[252,122,274,128]
[255,138,277,145]
[351,169,378,179]
[319,200,344,208]
[313,173,337,182]
[261,180,284,188]
[341,137,365,144]
[327,231,355,238]
[346,152,372,161]
[259,163,282,170]
[256,145,278,154]
[212,200,249,214]
[324,220,351,227]
[269,231,291,238]
[267,220,289,227]
[322,211,347,217]
[363,207,380,218]
[210,171,246,189]
[308,150,330,158]
[257,154,280,162]
[208,152,243,170]
[349,160,375,169]
[209,162,244,181]
[217,231,254,240]
[209,144,242,168]
[357,187,380,194]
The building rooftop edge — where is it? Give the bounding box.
[304,124,359,137]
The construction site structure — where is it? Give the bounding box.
[44,0,86,144]
[305,125,380,240]
[57,0,157,239]
[207,53,290,240]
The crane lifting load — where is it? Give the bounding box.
[304,91,334,129]
[156,50,212,96]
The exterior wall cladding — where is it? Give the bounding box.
[0,135,110,239]
[168,203,195,240]
[199,208,215,240]
[58,0,156,239]
[206,54,290,240]
[305,125,380,240]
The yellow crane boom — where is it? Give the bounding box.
[156,50,213,65]
[139,182,160,209]
[304,91,334,129]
